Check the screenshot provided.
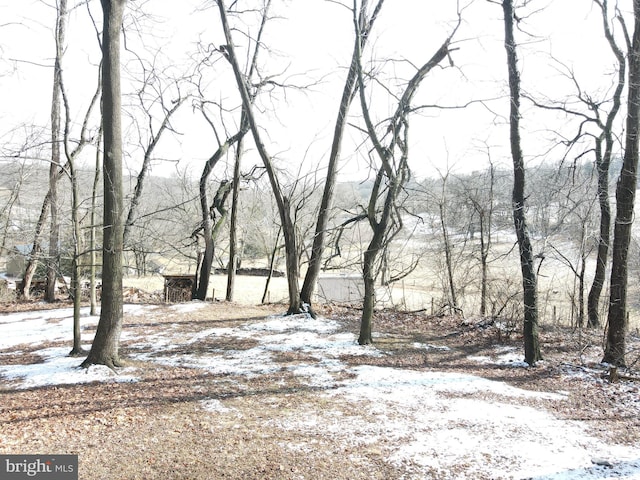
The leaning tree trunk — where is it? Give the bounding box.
[217,0,303,314]
[194,137,242,301]
[603,0,640,367]
[502,0,541,365]
[81,0,127,369]
[300,0,385,315]
[21,195,52,299]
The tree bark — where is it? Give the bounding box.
[502,0,541,365]
[81,0,127,369]
[603,0,640,367]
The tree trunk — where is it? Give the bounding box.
[226,134,243,302]
[588,0,625,329]
[81,0,127,369]
[194,139,239,301]
[216,0,303,314]
[439,200,457,312]
[359,172,396,345]
[46,0,66,303]
[603,0,640,367]
[90,126,102,316]
[68,160,85,356]
[588,140,611,328]
[262,227,281,305]
[20,196,51,299]
[502,0,541,365]
[479,212,488,317]
[300,1,385,312]
[354,3,457,343]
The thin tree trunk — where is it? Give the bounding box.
[262,226,281,304]
[81,0,127,369]
[480,212,488,317]
[439,201,457,311]
[68,157,85,355]
[217,0,303,314]
[603,0,640,367]
[226,133,243,302]
[46,0,66,302]
[502,0,541,365]
[20,196,51,299]
[90,126,102,316]
[123,97,186,247]
[588,140,611,328]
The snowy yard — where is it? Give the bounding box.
[0,302,639,479]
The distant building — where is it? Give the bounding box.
[316,274,364,304]
[6,245,32,277]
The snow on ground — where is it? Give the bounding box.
[1,304,639,479]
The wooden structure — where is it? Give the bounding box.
[162,274,196,303]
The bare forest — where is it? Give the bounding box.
[1,1,640,478]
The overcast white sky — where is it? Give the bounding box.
[0,0,628,181]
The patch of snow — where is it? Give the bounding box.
[469,346,530,368]
[0,347,139,389]
[412,342,451,351]
[169,301,208,313]
[247,314,340,334]
[0,307,99,349]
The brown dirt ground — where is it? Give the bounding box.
[0,299,639,479]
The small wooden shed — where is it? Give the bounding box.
[162,274,196,303]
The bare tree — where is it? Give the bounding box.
[355,4,461,344]
[460,160,497,317]
[45,0,67,302]
[500,0,542,365]
[58,46,102,355]
[604,0,640,367]
[194,1,271,301]
[525,0,625,329]
[82,0,127,369]
[588,0,626,329]
[299,0,384,316]
[215,0,305,314]
[436,169,459,313]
